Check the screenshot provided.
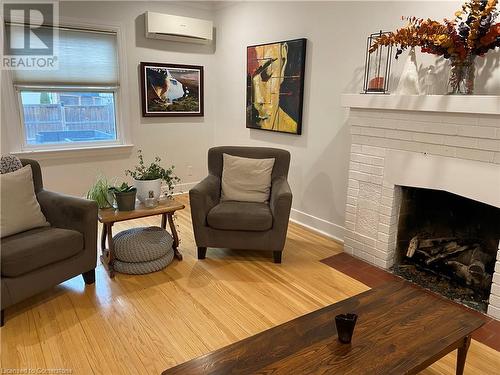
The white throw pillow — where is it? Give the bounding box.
[1,165,49,238]
[221,153,275,203]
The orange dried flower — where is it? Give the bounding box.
[370,0,499,62]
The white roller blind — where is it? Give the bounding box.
[12,25,118,86]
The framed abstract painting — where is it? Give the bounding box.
[246,38,306,135]
[140,62,204,117]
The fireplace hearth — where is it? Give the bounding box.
[392,263,489,311]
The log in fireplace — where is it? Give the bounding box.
[392,187,500,312]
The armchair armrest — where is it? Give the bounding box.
[270,177,292,217]
[270,178,293,247]
[189,175,221,226]
[37,190,97,271]
[37,190,97,236]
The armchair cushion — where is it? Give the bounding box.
[1,227,83,277]
[207,201,273,231]
[0,155,23,174]
[0,165,49,238]
[221,153,275,203]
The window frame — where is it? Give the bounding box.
[11,18,131,154]
[16,85,122,151]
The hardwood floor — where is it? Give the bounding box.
[1,194,499,374]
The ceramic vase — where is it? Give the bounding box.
[396,47,420,95]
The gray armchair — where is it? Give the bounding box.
[1,159,97,326]
[189,147,292,263]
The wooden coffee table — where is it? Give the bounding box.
[163,280,485,375]
[98,199,185,278]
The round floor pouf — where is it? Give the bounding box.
[114,251,174,275]
[114,227,173,262]
[113,226,174,274]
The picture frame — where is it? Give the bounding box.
[140,62,204,117]
[246,38,307,135]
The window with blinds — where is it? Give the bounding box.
[14,25,121,148]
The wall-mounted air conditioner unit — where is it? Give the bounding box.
[145,12,213,44]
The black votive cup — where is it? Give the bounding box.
[335,313,358,343]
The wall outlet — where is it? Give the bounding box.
[187,165,193,176]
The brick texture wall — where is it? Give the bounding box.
[345,107,500,319]
[350,109,500,163]
[489,246,500,319]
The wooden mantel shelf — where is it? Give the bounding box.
[341,94,500,115]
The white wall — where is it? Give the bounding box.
[1,1,499,239]
[214,1,500,240]
[1,1,217,195]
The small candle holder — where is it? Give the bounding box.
[362,31,392,94]
[335,313,358,344]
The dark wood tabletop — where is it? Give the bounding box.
[163,280,485,375]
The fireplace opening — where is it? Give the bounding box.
[391,186,500,313]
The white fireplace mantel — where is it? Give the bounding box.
[341,94,500,115]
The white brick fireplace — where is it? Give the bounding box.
[341,94,500,319]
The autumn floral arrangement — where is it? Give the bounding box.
[370,0,499,94]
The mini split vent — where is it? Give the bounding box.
[145,11,213,44]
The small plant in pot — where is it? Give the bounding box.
[87,175,113,209]
[125,149,180,203]
[108,182,137,211]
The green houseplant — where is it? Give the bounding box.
[108,182,137,211]
[125,150,180,202]
[86,176,113,209]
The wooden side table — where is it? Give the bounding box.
[98,199,185,278]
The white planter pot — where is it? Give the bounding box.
[134,179,162,203]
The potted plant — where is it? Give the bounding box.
[125,149,180,203]
[87,176,113,209]
[108,182,137,211]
